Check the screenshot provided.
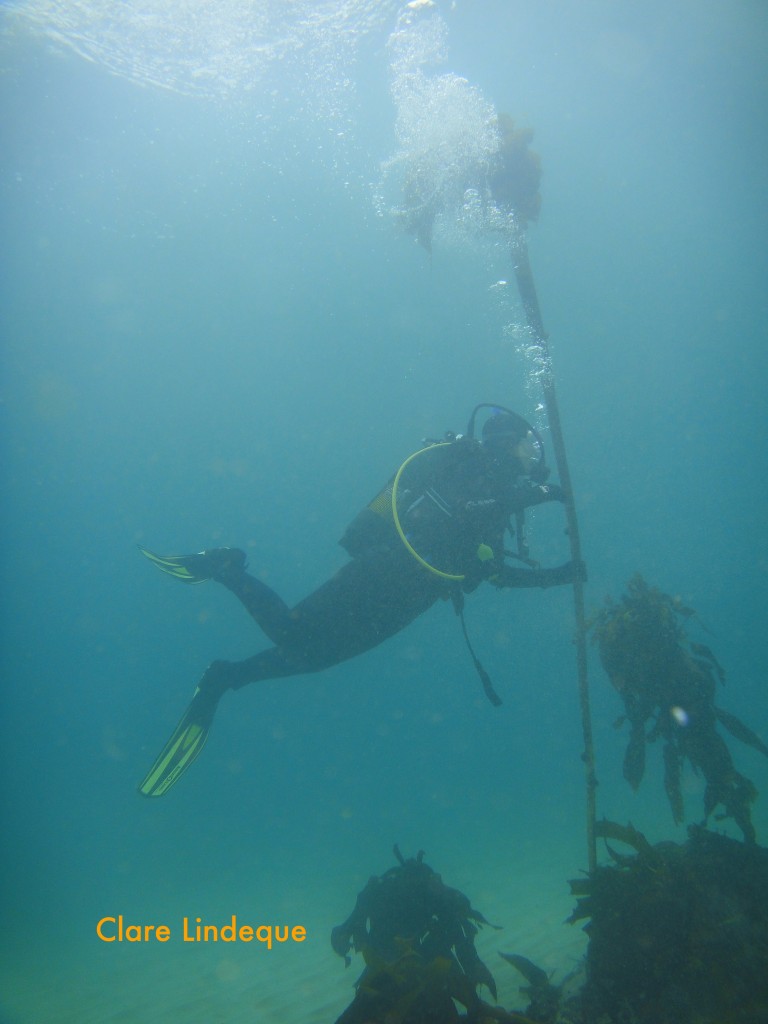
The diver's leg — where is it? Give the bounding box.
[218,573,294,646]
[277,549,443,668]
[218,547,440,674]
[143,545,293,644]
[198,551,294,646]
[198,646,307,696]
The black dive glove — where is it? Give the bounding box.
[544,558,587,586]
[538,483,568,503]
[492,559,587,589]
[513,480,568,508]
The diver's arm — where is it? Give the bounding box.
[489,559,586,590]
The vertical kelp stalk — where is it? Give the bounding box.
[497,117,597,871]
[380,6,599,868]
[515,237,596,873]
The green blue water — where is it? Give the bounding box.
[1,2,767,1021]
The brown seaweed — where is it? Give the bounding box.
[594,819,660,863]
[715,706,768,757]
[499,953,560,1021]
[332,847,499,1024]
[690,642,726,683]
[570,825,768,1023]
[623,720,646,789]
[663,742,684,824]
[590,574,766,842]
[488,114,542,227]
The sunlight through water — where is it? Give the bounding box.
[5,0,400,98]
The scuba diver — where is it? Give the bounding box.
[138,404,584,796]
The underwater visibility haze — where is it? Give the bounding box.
[1,1,767,1021]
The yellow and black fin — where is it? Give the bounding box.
[138,688,217,797]
[138,546,211,584]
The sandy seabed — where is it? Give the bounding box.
[0,837,588,1024]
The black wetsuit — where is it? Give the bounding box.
[211,439,570,692]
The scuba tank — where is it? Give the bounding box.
[338,476,399,559]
